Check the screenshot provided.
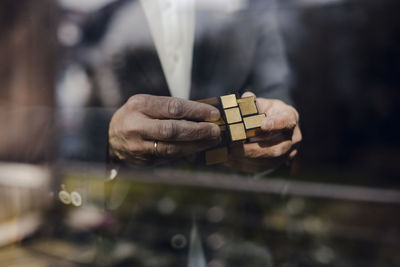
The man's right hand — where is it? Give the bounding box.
[108,94,222,166]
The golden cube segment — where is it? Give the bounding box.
[238,96,258,116]
[197,94,268,165]
[246,128,263,138]
[237,96,255,103]
[213,119,225,126]
[220,94,238,109]
[229,123,247,141]
[197,97,220,105]
[243,114,266,130]
[224,107,242,124]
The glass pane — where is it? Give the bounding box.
[0,0,399,266]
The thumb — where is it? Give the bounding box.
[241,91,256,98]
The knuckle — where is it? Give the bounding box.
[127,94,147,110]
[277,116,295,130]
[159,121,177,139]
[121,116,140,136]
[283,142,292,153]
[127,142,141,154]
[293,133,303,145]
[292,108,300,121]
[292,127,303,145]
[288,120,297,130]
[168,98,185,117]
[120,119,132,137]
[120,125,131,137]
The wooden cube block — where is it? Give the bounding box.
[219,125,227,131]
[238,96,258,116]
[197,94,267,165]
[224,107,242,124]
[213,119,226,126]
[220,94,238,109]
[246,128,263,138]
[205,147,228,165]
[243,114,266,130]
[229,123,247,141]
[197,97,220,106]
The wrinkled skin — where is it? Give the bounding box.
[108,92,301,172]
[224,92,302,173]
[108,94,222,166]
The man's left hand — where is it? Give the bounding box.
[224,92,302,173]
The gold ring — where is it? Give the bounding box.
[153,140,158,155]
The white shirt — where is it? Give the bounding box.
[140,0,195,99]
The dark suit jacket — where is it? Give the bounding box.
[61,0,291,162]
[82,0,291,105]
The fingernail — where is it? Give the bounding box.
[209,110,220,121]
[262,119,274,130]
[242,91,255,98]
[211,125,220,137]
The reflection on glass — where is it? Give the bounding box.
[0,0,399,266]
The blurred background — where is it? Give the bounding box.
[0,0,399,266]
[279,0,400,187]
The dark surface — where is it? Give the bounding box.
[279,0,400,187]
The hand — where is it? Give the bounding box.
[108,94,222,166]
[224,92,302,173]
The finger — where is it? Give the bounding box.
[248,130,291,145]
[241,91,256,98]
[289,149,298,159]
[292,125,302,146]
[150,139,221,158]
[254,97,274,114]
[127,94,220,121]
[249,125,301,146]
[130,118,221,141]
[232,139,293,159]
[261,109,297,132]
